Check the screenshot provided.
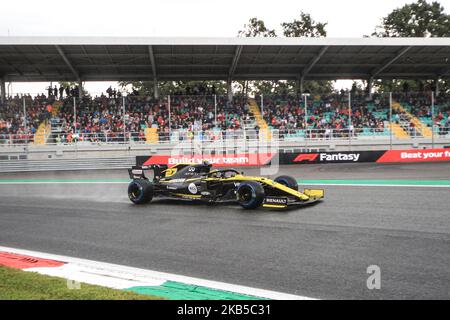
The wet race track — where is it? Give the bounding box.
[0,162,449,299]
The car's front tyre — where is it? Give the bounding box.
[236,181,265,209]
[128,179,153,204]
[274,175,298,191]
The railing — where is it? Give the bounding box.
[0,157,135,173]
[2,127,450,147]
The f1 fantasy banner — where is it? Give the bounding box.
[136,148,450,167]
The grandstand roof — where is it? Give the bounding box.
[0,37,449,82]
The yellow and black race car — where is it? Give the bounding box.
[127,162,324,209]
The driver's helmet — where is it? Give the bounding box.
[209,170,220,178]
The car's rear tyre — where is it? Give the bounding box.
[128,179,153,204]
[274,175,298,191]
[236,181,265,209]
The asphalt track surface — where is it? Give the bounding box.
[0,162,449,299]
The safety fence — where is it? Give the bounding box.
[0,156,135,173]
[1,127,450,148]
[1,92,449,148]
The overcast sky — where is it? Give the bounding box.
[1,0,449,95]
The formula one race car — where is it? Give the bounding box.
[127,162,324,209]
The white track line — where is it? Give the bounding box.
[0,246,315,300]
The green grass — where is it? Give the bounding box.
[0,266,163,300]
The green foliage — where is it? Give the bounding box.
[118,80,228,96]
[372,0,450,37]
[281,12,327,37]
[237,17,277,37]
[236,13,332,95]
[370,1,449,92]
[373,79,449,93]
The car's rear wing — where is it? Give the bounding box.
[128,164,168,181]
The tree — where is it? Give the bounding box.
[237,17,277,38]
[370,0,449,93]
[372,0,450,37]
[236,18,277,95]
[118,80,228,96]
[236,14,333,95]
[281,12,331,94]
[373,79,449,93]
[281,12,327,37]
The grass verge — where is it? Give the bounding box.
[0,266,163,300]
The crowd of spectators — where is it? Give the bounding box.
[260,93,387,138]
[50,94,251,143]
[0,94,55,144]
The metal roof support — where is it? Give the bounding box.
[366,78,373,99]
[148,46,158,99]
[55,45,80,81]
[300,46,329,82]
[228,45,243,81]
[439,67,450,78]
[370,46,412,79]
[148,46,157,80]
[227,78,233,101]
[78,79,83,98]
[435,77,440,97]
[154,81,159,99]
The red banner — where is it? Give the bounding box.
[376,148,450,163]
[142,153,275,167]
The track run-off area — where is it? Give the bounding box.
[0,162,449,299]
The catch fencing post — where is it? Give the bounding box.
[22,96,27,142]
[168,95,171,142]
[348,92,352,150]
[123,95,126,144]
[303,93,308,147]
[73,97,76,133]
[431,91,435,149]
[73,96,78,156]
[214,94,217,128]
